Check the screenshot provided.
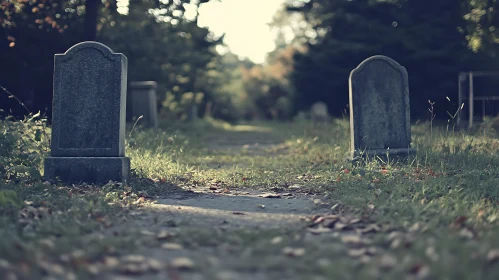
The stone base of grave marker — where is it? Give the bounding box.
[347,148,417,162]
[127,81,158,129]
[44,157,130,184]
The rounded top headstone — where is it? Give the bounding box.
[349,55,407,80]
[61,41,120,61]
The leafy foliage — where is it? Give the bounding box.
[287,0,499,120]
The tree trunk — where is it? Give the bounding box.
[84,0,99,41]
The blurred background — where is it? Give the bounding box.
[2,0,499,123]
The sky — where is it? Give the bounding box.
[117,0,288,63]
[194,0,287,64]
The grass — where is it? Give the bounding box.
[2,115,499,279]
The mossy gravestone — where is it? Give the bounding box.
[127,81,158,129]
[44,42,130,184]
[348,55,416,161]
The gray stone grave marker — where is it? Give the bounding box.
[128,81,158,129]
[44,41,130,184]
[348,55,416,161]
[311,101,329,124]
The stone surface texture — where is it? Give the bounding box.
[128,81,158,128]
[44,41,130,184]
[348,55,415,160]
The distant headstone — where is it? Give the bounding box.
[44,41,130,184]
[311,102,329,124]
[128,81,158,129]
[348,55,416,161]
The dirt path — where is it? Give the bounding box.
[107,135,337,280]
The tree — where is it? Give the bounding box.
[287,0,498,120]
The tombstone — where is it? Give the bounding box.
[44,41,130,184]
[127,81,159,129]
[348,55,416,161]
[311,101,329,124]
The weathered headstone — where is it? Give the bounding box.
[44,41,130,184]
[348,55,416,161]
[311,101,329,124]
[127,81,158,129]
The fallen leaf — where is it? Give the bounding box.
[161,243,184,250]
[334,222,349,231]
[487,249,499,263]
[171,257,194,270]
[378,254,397,270]
[341,235,369,246]
[307,226,332,234]
[157,230,175,240]
[121,255,146,263]
[259,193,281,198]
[425,247,439,261]
[408,264,430,278]
[409,222,421,232]
[282,247,306,257]
[349,218,362,224]
[140,230,155,236]
[147,259,164,271]
[348,248,367,258]
[459,228,475,239]
[271,236,283,244]
[358,224,381,234]
[103,257,120,269]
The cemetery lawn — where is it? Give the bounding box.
[3,117,499,279]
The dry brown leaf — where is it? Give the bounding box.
[271,236,283,244]
[409,264,430,279]
[348,248,367,258]
[161,243,184,250]
[425,247,439,262]
[358,224,381,234]
[386,231,402,241]
[0,259,11,269]
[459,228,475,239]
[282,247,306,257]
[349,218,362,224]
[120,263,148,275]
[134,197,146,204]
[121,255,146,263]
[323,218,339,228]
[341,235,370,246]
[86,264,100,275]
[307,226,332,234]
[390,238,402,249]
[487,249,499,263]
[409,222,421,232]
[366,247,378,256]
[147,259,164,271]
[367,203,375,210]
[171,257,194,270]
[103,256,120,269]
[334,222,349,231]
[157,230,175,240]
[312,216,325,225]
[378,254,397,270]
[260,193,281,198]
[140,230,155,236]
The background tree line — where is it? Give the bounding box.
[2,0,499,122]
